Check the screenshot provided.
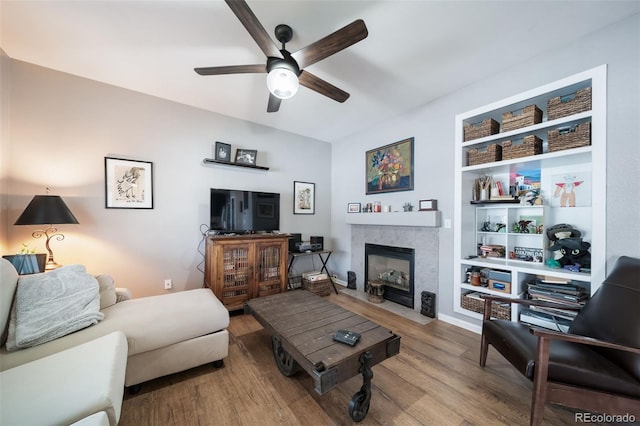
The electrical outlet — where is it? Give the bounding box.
[164,279,172,290]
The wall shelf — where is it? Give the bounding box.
[203,158,269,171]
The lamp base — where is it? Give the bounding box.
[45,259,62,271]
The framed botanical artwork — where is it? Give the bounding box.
[105,157,153,209]
[419,199,438,211]
[348,203,361,213]
[214,141,231,162]
[366,137,414,194]
[235,149,257,165]
[293,181,315,214]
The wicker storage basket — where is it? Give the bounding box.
[502,105,543,132]
[468,143,502,166]
[463,118,500,142]
[548,122,591,153]
[461,292,511,320]
[303,277,331,296]
[502,135,543,160]
[547,87,592,121]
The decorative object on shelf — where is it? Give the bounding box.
[418,199,437,211]
[547,86,592,120]
[214,141,231,162]
[234,149,257,165]
[551,172,591,207]
[14,191,79,270]
[105,157,153,209]
[293,181,315,215]
[364,203,373,213]
[2,254,47,275]
[502,135,543,160]
[480,244,505,258]
[501,104,542,132]
[402,202,414,212]
[549,237,591,270]
[463,118,500,142]
[373,201,382,212]
[513,246,543,263]
[477,175,492,201]
[348,203,361,213]
[548,122,591,152]
[468,143,502,166]
[366,137,414,194]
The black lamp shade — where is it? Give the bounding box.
[14,195,79,225]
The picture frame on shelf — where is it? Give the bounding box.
[347,203,361,213]
[293,181,315,215]
[104,157,153,209]
[419,199,438,211]
[235,149,257,165]
[214,141,231,162]
[365,137,414,194]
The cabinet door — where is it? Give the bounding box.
[255,240,287,297]
[217,242,254,308]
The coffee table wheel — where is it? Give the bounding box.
[271,334,299,377]
[348,390,370,422]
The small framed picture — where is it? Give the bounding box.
[293,181,315,215]
[105,157,153,209]
[348,203,361,213]
[215,141,231,162]
[419,199,438,211]
[235,149,257,165]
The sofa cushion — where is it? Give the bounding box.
[96,274,117,309]
[0,259,19,347]
[0,331,127,426]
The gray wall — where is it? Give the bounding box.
[2,60,332,297]
[330,14,640,326]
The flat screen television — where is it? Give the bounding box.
[210,188,280,234]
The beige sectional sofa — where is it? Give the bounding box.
[0,258,230,424]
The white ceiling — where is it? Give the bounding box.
[2,1,639,142]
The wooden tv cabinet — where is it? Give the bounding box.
[204,234,289,311]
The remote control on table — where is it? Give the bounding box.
[333,330,361,346]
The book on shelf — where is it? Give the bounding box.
[520,308,571,333]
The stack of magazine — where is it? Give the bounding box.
[520,277,589,332]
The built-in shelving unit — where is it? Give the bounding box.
[203,158,269,171]
[453,65,607,326]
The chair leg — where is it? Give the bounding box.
[530,336,551,426]
[480,332,489,367]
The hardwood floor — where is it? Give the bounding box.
[119,291,604,425]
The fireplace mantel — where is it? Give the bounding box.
[344,211,440,227]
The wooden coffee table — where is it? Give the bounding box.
[244,290,401,422]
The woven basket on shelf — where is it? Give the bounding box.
[463,118,500,142]
[502,135,543,160]
[502,105,542,132]
[468,143,502,166]
[547,87,592,121]
[548,122,591,153]
[461,293,511,320]
[302,277,331,297]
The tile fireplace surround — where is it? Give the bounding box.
[349,224,439,314]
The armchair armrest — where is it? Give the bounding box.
[115,288,131,303]
[530,328,640,355]
[480,295,582,321]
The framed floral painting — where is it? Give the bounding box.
[366,137,414,194]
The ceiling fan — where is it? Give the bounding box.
[195,0,368,113]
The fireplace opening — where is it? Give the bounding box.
[365,243,415,308]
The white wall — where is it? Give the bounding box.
[0,50,10,255]
[331,14,640,324]
[5,60,332,297]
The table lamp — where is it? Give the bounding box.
[14,194,79,270]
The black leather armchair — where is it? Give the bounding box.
[480,256,640,426]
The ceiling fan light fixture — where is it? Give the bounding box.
[266,66,299,99]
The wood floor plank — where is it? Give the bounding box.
[120,290,613,426]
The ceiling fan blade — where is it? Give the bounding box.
[194,64,266,76]
[267,93,281,113]
[291,19,368,69]
[225,0,282,59]
[298,71,350,103]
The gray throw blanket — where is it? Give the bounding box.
[6,264,104,351]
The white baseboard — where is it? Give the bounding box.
[437,313,482,334]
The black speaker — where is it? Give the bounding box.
[310,236,323,250]
[288,233,302,252]
[347,271,356,289]
[421,291,436,318]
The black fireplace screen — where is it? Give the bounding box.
[365,244,415,308]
